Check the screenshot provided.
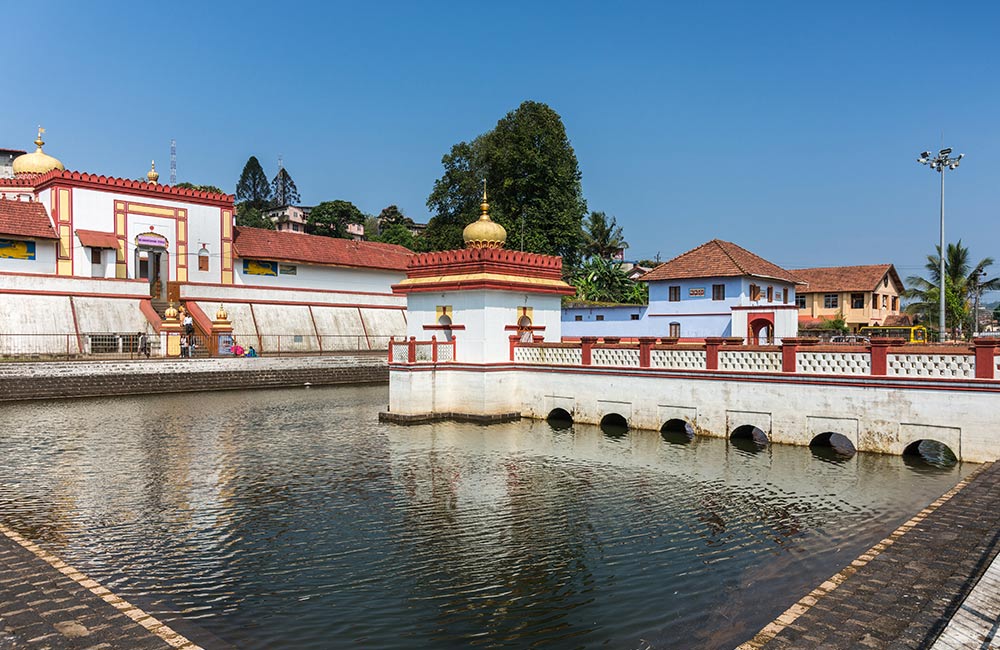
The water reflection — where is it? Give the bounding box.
[0,387,973,650]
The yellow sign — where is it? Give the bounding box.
[243,259,278,276]
[0,239,35,260]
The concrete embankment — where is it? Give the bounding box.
[0,354,387,401]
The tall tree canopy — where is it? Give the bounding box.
[903,240,1000,338]
[371,223,416,250]
[235,204,275,230]
[425,101,587,265]
[582,211,628,260]
[307,200,365,238]
[270,168,301,207]
[377,204,414,228]
[235,156,271,211]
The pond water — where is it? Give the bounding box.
[0,386,972,649]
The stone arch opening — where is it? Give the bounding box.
[437,314,454,342]
[660,418,695,444]
[903,439,958,468]
[600,413,629,438]
[809,431,856,461]
[546,408,573,430]
[730,424,768,447]
[748,315,774,345]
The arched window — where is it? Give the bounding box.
[198,244,210,272]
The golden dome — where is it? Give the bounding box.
[215,304,229,321]
[462,185,506,249]
[146,160,159,184]
[12,127,65,175]
[164,302,179,320]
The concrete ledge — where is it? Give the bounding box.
[378,411,522,425]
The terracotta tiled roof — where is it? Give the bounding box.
[882,313,913,327]
[233,227,412,271]
[640,239,801,284]
[792,264,900,293]
[76,229,120,249]
[0,197,58,239]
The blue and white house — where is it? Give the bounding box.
[562,239,802,343]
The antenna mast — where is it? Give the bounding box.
[169,139,177,185]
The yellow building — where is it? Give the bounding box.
[793,264,904,332]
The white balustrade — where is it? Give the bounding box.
[798,352,871,375]
[592,347,641,367]
[718,350,781,372]
[888,353,975,379]
[650,348,706,370]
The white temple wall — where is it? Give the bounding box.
[0,240,56,274]
[233,258,404,295]
[73,297,149,333]
[182,283,404,307]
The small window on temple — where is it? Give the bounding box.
[596,315,605,321]
[631,314,639,320]
[198,244,210,272]
[669,286,681,302]
[783,287,789,304]
[575,315,583,321]
[766,286,773,302]
[712,284,725,300]
[669,322,681,338]
[750,284,761,301]
[91,248,101,265]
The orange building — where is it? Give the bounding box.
[792,264,904,332]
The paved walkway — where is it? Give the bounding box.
[739,461,1000,649]
[0,524,200,649]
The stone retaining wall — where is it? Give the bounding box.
[0,355,387,402]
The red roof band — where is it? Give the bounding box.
[76,229,120,249]
[232,227,412,272]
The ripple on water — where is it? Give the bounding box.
[0,387,973,650]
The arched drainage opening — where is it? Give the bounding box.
[600,413,629,438]
[809,432,857,462]
[546,408,573,431]
[730,425,768,452]
[903,439,958,469]
[660,419,695,445]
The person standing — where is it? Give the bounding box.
[182,312,194,336]
[138,331,150,358]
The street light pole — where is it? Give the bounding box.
[917,147,964,341]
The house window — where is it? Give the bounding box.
[91,249,101,265]
[891,296,898,311]
[669,322,681,338]
[882,295,888,309]
[669,286,681,302]
[824,294,838,309]
[630,314,640,320]
[766,286,773,302]
[872,293,878,309]
[574,315,583,321]
[851,293,865,309]
[750,284,761,301]
[712,284,725,300]
[596,314,605,321]
[783,287,789,304]
[795,294,806,309]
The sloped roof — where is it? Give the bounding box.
[233,227,412,272]
[76,229,120,249]
[792,264,901,293]
[0,197,58,239]
[640,239,801,284]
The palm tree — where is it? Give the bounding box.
[903,240,1000,339]
[582,211,628,260]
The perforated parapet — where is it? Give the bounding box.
[514,346,583,365]
[797,351,872,375]
[888,353,975,378]
[592,347,641,367]
[649,348,707,370]
[718,350,781,372]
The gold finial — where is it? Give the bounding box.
[34,126,45,149]
[147,160,159,184]
[164,302,179,320]
[215,304,229,322]
[479,179,490,219]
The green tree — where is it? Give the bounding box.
[377,205,414,228]
[270,167,301,207]
[582,211,628,260]
[175,182,225,194]
[903,240,1000,339]
[372,223,416,250]
[362,215,381,238]
[235,204,275,230]
[307,200,365,238]
[425,101,587,265]
[569,256,646,304]
[235,156,271,211]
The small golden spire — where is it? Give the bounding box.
[479,179,490,219]
[34,126,45,149]
[147,160,159,184]
[463,179,506,249]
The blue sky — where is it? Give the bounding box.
[3,1,998,282]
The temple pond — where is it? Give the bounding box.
[0,385,972,649]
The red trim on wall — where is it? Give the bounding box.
[182,295,405,310]
[423,324,467,331]
[249,303,262,350]
[730,304,800,311]
[139,299,163,333]
[308,305,324,353]
[184,301,213,337]
[27,170,234,207]
[0,270,146,283]
[394,280,574,295]
[503,325,545,331]
[67,295,83,352]
[182,280,397,298]
[0,288,150,299]
[357,307,372,350]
